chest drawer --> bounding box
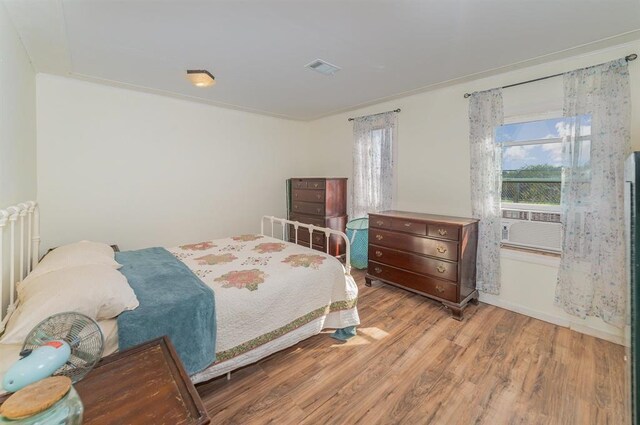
[292,189,325,203]
[427,223,460,241]
[289,214,325,227]
[292,201,325,216]
[368,261,457,302]
[369,229,458,261]
[292,239,326,253]
[289,227,327,247]
[292,179,307,189]
[306,180,325,190]
[390,219,427,235]
[369,215,392,230]
[368,245,458,282]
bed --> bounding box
[0,202,359,391]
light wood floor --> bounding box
[197,269,629,425]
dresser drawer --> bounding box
[368,229,458,261]
[427,223,460,241]
[368,245,458,282]
[292,179,307,189]
[290,229,327,247]
[306,180,325,190]
[293,239,326,252]
[292,201,325,216]
[370,215,392,230]
[390,219,427,235]
[292,189,325,203]
[289,214,325,227]
[368,261,457,302]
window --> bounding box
[496,115,591,208]
[366,126,393,208]
[496,115,591,253]
[351,113,397,219]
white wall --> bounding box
[0,4,36,317]
[305,40,640,343]
[0,4,36,207]
[36,74,311,251]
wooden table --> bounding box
[75,336,209,425]
[0,337,210,424]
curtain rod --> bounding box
[348,108,401,122]
[463,53,637,99]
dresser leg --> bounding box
[448,305,464,321]
[470,296,480,305]
[364,277,372,287]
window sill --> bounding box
[500,244,561,267]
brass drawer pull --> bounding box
[313,183,320,188]
[435,285,445,294]
[436,264,446,273]
[316,194,322,200]
[375,250,383,257]
[375,234,384,241]
[438,228,447,236]
[376,220,384,226]
[316,208,322,213]
[294,205,299,209]
[404,222,412,227]
[374,267,382,274]
[436,245,447,254]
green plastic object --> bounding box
[346,218,369,269]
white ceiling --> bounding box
[4,0,640,120]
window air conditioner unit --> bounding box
[501,209,562,253]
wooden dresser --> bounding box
[288,177,347,257]
[366,210,479,320]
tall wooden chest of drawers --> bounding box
[287,178,348,257]
[366,210,479,320]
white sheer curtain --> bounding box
[555,59,631,328]
[469,89,503,295]
[351,112,397,219]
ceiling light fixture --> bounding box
[186,70,215,87]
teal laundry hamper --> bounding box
[346,217,369,270]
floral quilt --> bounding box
[168,235,359,363]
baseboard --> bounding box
[479,293,626,346]
[569,322,629,347]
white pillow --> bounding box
[0,265,138,345]
[26,240,121,281]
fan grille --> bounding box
[22,312,104,383]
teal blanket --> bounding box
[116,247,216,374]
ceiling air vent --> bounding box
[305,59,341,76]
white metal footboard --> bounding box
[0,201,40,333]
[260,216,351,276]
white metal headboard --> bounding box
[260,216,351,276]
[0,201,40,332]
